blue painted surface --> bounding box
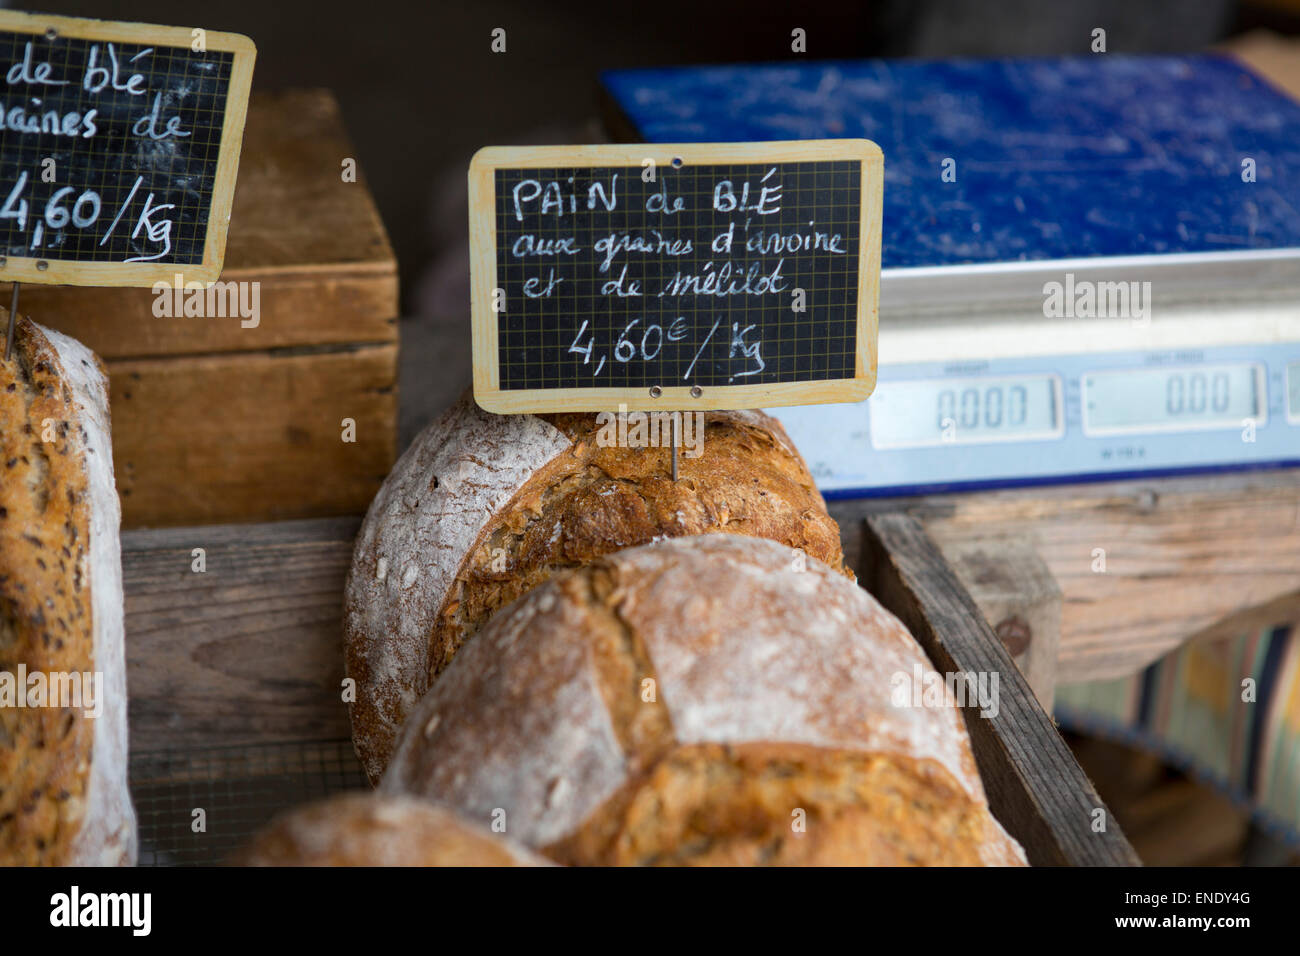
[602,56,1300,267]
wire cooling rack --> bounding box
[129,739,368,866]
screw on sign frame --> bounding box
[0,11,255,358]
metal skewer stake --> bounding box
[4,282,19,362]
[671,414,679,481]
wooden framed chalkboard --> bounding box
[469,141,882,413]
[0,11,255,286]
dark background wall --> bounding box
[21,0,1294,311]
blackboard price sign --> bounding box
[469,141,882,413]
[0,11,255,286]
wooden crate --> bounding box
[829,469,1300,685]
[120,514,1139,866]
[115,475,1273,864]
[5,89,399,529]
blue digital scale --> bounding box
[602,55,1300,496]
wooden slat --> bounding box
[859,511,1141,866]
[221,89,395,274]
[109,345,397,527]
[944,539,1062,709]
[1227,32,1300,103]
[122,518,358,752]
[12,272,398,361]
[831,468,1300,683]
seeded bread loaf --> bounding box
[380,534,1026,866]
[0,318,136,866]
[345,392,848,782]
[241,794,547,866]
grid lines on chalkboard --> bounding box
[494,160,861,393]
[0,30,234,266]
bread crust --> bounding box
[345,393,848,782]
[241,793,547,866]
[380,534,1026,866]
[0,319,135,865]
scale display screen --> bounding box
[1083,364,1263,435]
[771,344,1300,497]
[1289,361,1300,423]
[870,374,1061,449]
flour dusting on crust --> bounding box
[344,393,571,781]
[380,589,628,847]
[609,535,984,801]
[383,533,1026,865]
[36,323,136,866]
[243,794,549,866]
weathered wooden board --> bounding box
[122,517,357,752]
[111,346,396,527]
[859,512,1140,866]
[1226,31,1300,103]
[830,468,1300,683]
[943,539,1061,709]
[13,269,397,360]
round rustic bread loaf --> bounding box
[344,393,848,782]
[379,534,1027,866]
[241,793,546,866]
[0,319,136,865]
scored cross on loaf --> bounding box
[344,392,849,783]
